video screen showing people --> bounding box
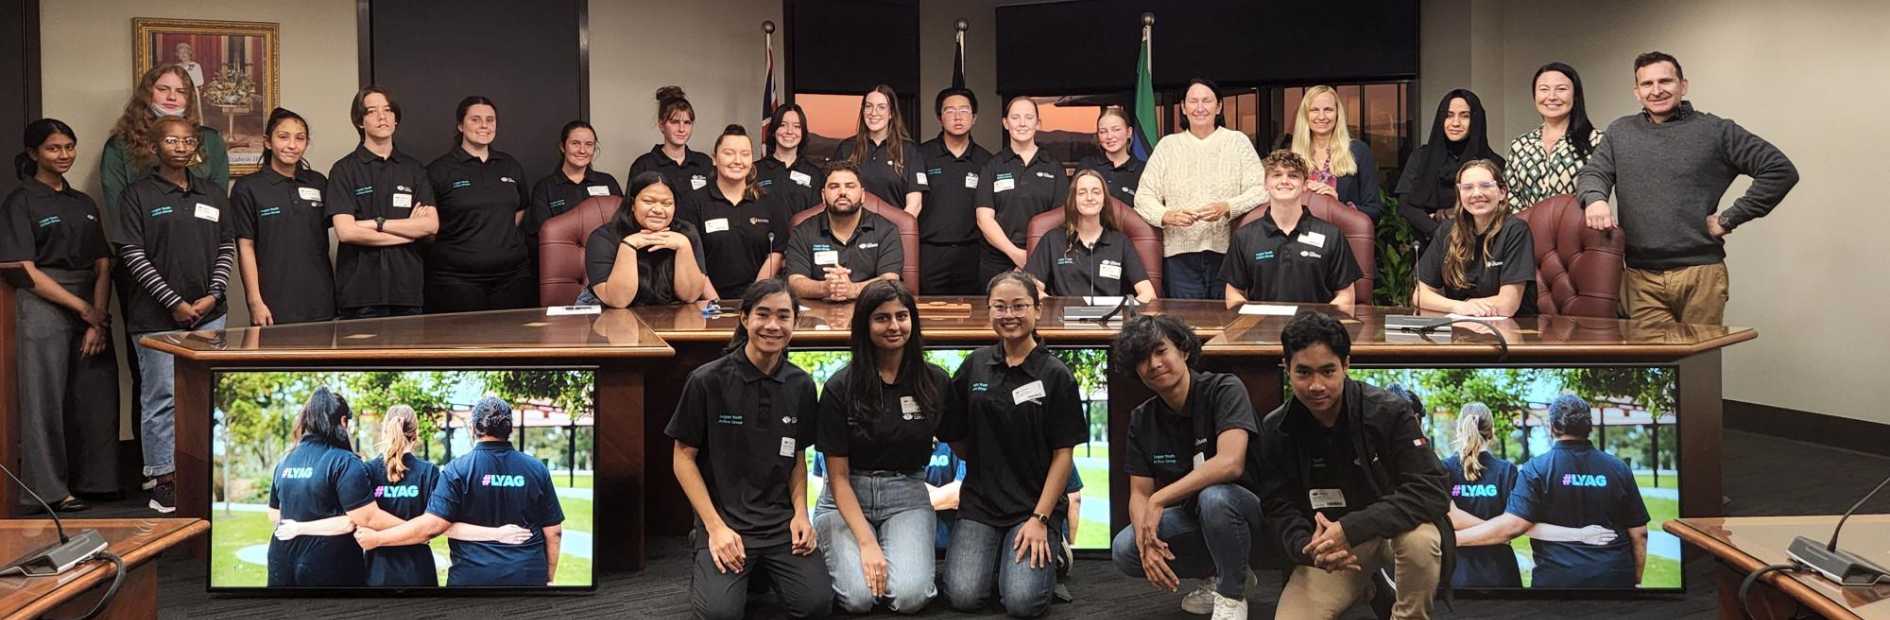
[209,369,595,590]
[789,348,1111,551]
[1349,366,1681,591]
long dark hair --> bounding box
[16,118,76,180]
[725,278,800,355]
[845,84,911,173]
[452,95,497,149]
[1532,62,1597,158]
[766,103,808,157]
[1442,159,1511,290]
[610,171,676,237]
[844,281,942,422]
[298,387,353,449]
[258,108,310,173]
[1407,89,1503,209]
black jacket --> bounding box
[1258,378,1456,594]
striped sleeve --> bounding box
[119,244,185,310]
[208,241,237,298]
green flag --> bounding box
[1132,23,1157,159]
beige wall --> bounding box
[917,0,1001,147]
[1426,0,1890,424]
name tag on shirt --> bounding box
[1193,452,1206,469]
[1298,231,1327,247]
[814,250,839,266]
[193,203,220,222]
[690,176,708,190]
[704,218,730,233]
[1098,260,1122,280]
[789,171,812,187]
[392,193,413,209]
[915,172,929,186]
[1012,380,1046,405]
[1309,488,1348,510]
[993,178,1016,193]
[298,187,322,202]
[965,173,979,189]
[900,395,921,419]
[779,437,797,458]
[587,185,611,197]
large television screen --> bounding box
[791,348,1112,551]
[209,368,595,591]
[1349,366,1681,591]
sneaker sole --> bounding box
[142,479,157,490]
[149,500,176,514]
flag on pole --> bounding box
[761,26,780,139]
[951,26,967,89]
[1131,17,1158,161]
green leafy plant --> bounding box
[1373,190,1420,307]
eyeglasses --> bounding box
[161,137,201,147]
[1457,181,1501,192]
[990,303,1035,316]
[941,107,974,116]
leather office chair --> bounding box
[1022,196,1165,294]
[1234,193,1376,302]
[787,191,923,293]
[1514,194,1626,317]
[538,195,625,306]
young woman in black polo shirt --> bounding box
[683,124,791,301]
[1076,107,1145,206]
[233,108,333,325]
[326,87,439,319]
[812,281,948,613]
[581,172,709,307]
[975,96,1069,286]
[756,104,822,212]
[3,118,117,511]
[1414,159,1539,317]
[627,86,714,193]
[939,272,1086,618]
[525,121,621,265]
[667,279,833,619]
[833,85,927,214]
[424,96,535,313]
[1023,169,1155,303]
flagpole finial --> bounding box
[1142,12,1155,27]
[763,20,775,34]
[955,18,969,32]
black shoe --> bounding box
[53,496,90,512]
[149,478,176,514]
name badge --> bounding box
[690,176,708,190]
[298,187,322,202]
[814,250,840,266]
[704,218,730,233]
[915,172,929,186]
[194,203,220,222]
[779,437,797,458]
[1298,231,1327,247]
[1309,488,1348,510]
[789,170,812,187]
[1012,380,1047,405]
[900,395,921,419]
[1193,452,1206,470]
[993,178,1016,193]
[1098,260,1122,280]
[964,173,979,189]
[391,193,413,209]
[587,185,611,197]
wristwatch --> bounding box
[1031,512,1051,527]
[375,216,386,232]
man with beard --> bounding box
[784,161,903,302]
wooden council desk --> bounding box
[1668,515,1890,619]
[0,518,207,619]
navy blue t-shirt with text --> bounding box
[365,454,441,586]
[427,441,565,586]
[267,437,373,586]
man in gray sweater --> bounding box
[1575,51,1798,325]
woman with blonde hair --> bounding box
[1288,85,1383,220]
[1440,403,1522,587]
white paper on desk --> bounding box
[1445,313,1510,321]
[1081,296,1128,306]
[547,305,603,316]
[1239,304,1299,316]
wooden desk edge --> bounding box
[1202,328,1756,359]
[5,520,209,620]
[141,340,677,362]
[1665,519,1861,620]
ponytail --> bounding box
[18,118,77,180]
[259,107,309,173]
[1455,402,1495,481]
[13,152,32,180]
[380,405,419,483]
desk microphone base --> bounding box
[1788,535,1890,587]
[0,529,107,577]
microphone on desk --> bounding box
[1788,470,1890,587]
[1384,315,1511,362]
[0,463,108,577]
[1093,293,1140,324]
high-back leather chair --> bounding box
[538,195,624,306]
[1514,194,1625,317]
[1233,193,1375,302]
[1022,196,1165,295]
[787,191,923,293]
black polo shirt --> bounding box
[1285,407,1374,521]
[1023,228,1149,298]
[678,186,791,300]
[938,345,1088,528]
[1,177,108,269]
[817,362,950,473]
[975,149,1068,261]
[666,350,820,548]
[1221,207,1361,304]
[427,440,564,587]
[627,145,714,193]
[832,137,928,207]
[325,145,434,310]
[526,168,620,237]
[116,172,232,333]
[364,454,441,587]
[1125,371,1266,497]
[1507,439,1649,588]
[783,210,903,283]
[919,135,994,244]
[1076,154,1146,206]
[267,438,374,584]
[231,166,335,323]
[426,147,530,276]
[1443,452,1523,588]
[755,154,824,213]
[1417,217,1539,317]
[584,221,708,306]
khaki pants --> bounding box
[1622,263,1729,325]
[1275,522,1442,620]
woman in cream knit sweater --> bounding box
[1132,79,1267,299]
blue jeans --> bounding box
[133,316,225,478]
[1163,251,1225,300]
[943,518,1061,617]
[1111,483,1268,597]
[813,471,937,614]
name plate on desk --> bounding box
[547,305,603,316]
[1061,305,1118,322]
[1238,304,1299,317]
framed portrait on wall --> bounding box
[133,18,280,176]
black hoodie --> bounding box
[1396,89,1504,240]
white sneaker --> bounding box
[1181,580,1217,615]
[1210,592,1248,620]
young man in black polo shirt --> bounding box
[325,87,439,319]
[917,88,993,295]
[1222,150,1361,310]
[1260,311,1451,619]
[784,162,903,303]
[1108,315,1269,619]
[1453,394,1651,588]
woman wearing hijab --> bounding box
[1394,90,1504,246]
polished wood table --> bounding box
[1668,515,1890,619]
[0,518,208,619]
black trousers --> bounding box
[423,268,536,314]
[920,241,982,296]
[690,541,832,620]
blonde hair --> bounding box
[380,405,419,483]
[1442,159,1510,291]
[113,65,203,170]
[1290,85,1358,177]
[1455,402,1496,481]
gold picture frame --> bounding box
[133,17,281,176]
